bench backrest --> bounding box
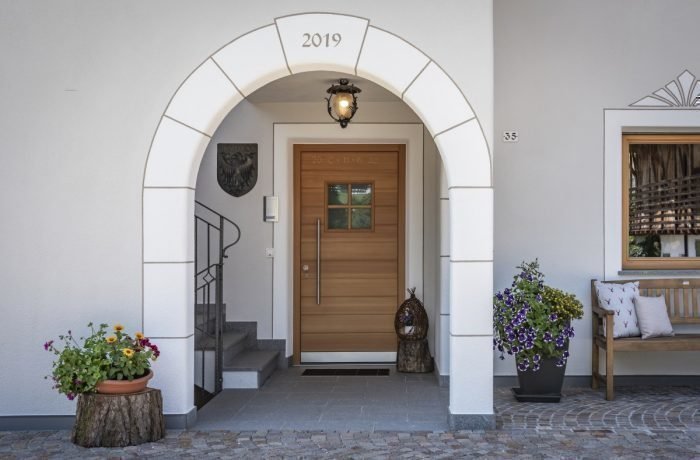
[591,279,700,325]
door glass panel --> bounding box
[351,183,372,205]
[351,208,372,229]
[328,208,349,229]
[327,184,348,205]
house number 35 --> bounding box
[302,33,342,47]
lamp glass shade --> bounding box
[331,92,354,119]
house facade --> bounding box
[1,0,699,430]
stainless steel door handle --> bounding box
[316,218,321,305]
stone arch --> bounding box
[142,12,494,429]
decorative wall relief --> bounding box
[631,70,700,107]
[217,143,258,197]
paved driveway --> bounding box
[1,369,699,458]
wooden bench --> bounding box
[591,278,700,400]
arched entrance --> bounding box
[142,12,493,429]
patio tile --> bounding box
[194,367,700,436]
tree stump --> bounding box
[71,388,165,447]
[397,338,434,373]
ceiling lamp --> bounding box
[325,79,361,128]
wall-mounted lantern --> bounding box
[325,79,361,128]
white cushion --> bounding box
[634,295,675,339]
[594,281,641,338]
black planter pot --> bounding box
[513,356,567,402]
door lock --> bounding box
[302,264,309,272]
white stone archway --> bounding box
[142,13,494,429]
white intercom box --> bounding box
[263,196,279,222]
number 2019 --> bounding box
[302,33,342,48]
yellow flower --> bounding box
[114,324,124,332]
[135,332,144,340]
[122,348,134,358]
[106,336,117,344]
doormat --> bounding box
[302,368,390,376]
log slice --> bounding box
[397,338,434,373]
[71,387,165,447]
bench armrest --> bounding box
[592,305,614,318]
[592,305,615,344]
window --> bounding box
[623,134,700,269]
[326,182,373,231]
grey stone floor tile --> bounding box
[369,406,408,415]
[191,368,700,437]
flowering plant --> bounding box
[398,309,414,326]
[493,260,583,372]
[44,322,160,400]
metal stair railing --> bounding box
[194,200,241,405]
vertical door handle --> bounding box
[316,218,321,305]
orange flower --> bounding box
[122,348,134,358]
[135,332,144,340]
[106,336,117,344]
[113,324,124,332]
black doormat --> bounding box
[302,368,390,376]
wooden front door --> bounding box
[293,144,405,363]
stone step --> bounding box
[222,350,279,389]
[195,330,247,359]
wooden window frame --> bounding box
[324,181,375,232]
[622,133,700,270]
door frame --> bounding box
[293,144,406,364]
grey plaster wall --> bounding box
[494,0,700,376]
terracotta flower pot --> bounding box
[95,370,153,394]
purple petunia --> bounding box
[555,336,566,349]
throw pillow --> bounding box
[594,281,641,338]
[634,295,674,339]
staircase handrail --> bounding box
[195,200,241,258]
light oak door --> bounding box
[294,144,405,363]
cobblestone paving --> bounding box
[495,385,700,431]
[1,428,698,459]
[1,386,699,459]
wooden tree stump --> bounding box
[397,338,434,373]
[71,388,165,447]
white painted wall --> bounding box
[0,1,492,417]
[6,0,700,420]
[195,99,441,357]
[494,0,700,377]
[435,159,450,377]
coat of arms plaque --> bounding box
[217,143,258,197]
